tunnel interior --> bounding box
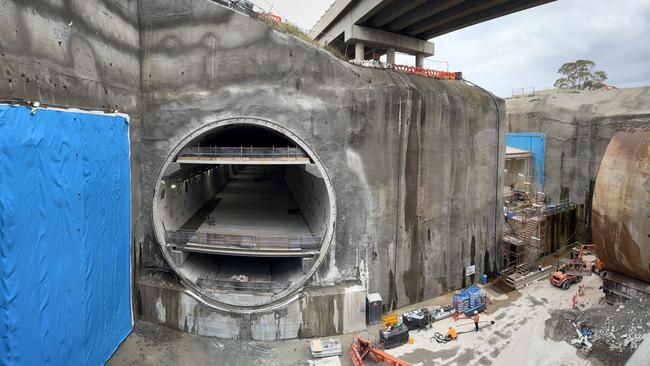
[154,124,332,307]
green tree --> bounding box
[554,60,608,90]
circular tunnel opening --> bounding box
[152,119,335,309]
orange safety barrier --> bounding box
[392,64,459,80]
[350,340,364,366]
[350,337,412,366]
[259,12,282,24]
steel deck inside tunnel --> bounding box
[152,121,336,308]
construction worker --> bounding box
[448,326,458,340]
[473,311,480,332]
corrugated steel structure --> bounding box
[592,129,650,283]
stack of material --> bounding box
[380,323,410,349]
[468,285,481,308]
[310,338,342,359]
[402,308,430,330]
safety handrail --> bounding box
[177,146,309,159]
[166,229,320,250]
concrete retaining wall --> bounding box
[0,0,143,316]
[1,0,505,339]
[507,88,650,240]
[285,166,329,237]
[158,164,235,231]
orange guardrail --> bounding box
[259,12,282,24]
[393,64,460,80]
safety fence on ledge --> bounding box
[348,59,462,80]
[213,2,462,81]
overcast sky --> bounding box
[257,0,650,97]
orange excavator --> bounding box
[550,244,604,290]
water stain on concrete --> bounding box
[477,355,492,365]
[450,349,475,365]
[400,346,460,364]
[528,295,544,306]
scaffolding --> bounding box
[501,203,546,279]
[501,196,577,283]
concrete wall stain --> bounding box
[1,0,504,339]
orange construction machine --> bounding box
[550,244,602,290]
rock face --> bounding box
[507,88,650,239]
[0,0,504,339]
[592,130,650,283]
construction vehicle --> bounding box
[591,257,607,277]
[550,244,596,289]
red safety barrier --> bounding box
[259,12,282,24]
[257,13,282,24]
[393,64,459,80]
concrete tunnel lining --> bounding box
[152,117,337,311]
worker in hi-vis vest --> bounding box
[473,311,480,332]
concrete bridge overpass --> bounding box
[310,0,555,65]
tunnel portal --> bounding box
[153,120,336,309]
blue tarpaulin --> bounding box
[506,132,545,189]
[0,105,132,366]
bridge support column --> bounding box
[355,42,365,61]
[386,47,396,65]
[416,53,425,68]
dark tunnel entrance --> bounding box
[153,120,335,308]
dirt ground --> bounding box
[108,274,650,366]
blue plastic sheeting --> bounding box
[506,132,545,189]
[0,105,132,366]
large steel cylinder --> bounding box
[592,129,650,282]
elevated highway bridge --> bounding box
[310,0,555,65]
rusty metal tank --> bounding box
[592,129,650,282]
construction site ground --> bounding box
[108,274,649,366]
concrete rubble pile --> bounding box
[549,299,650,364]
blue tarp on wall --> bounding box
[506,132,545,190]
[0,105,132,366]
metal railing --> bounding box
[543,199,575,215]
[197,277,291,294]
[166,229,320,250]
[177,146,309,160]
[511,86,536,98]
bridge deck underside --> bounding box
[361,0,556,40]
[316,0,555,52]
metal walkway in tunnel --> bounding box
[166,166,320,258]
[176,146,312,165]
